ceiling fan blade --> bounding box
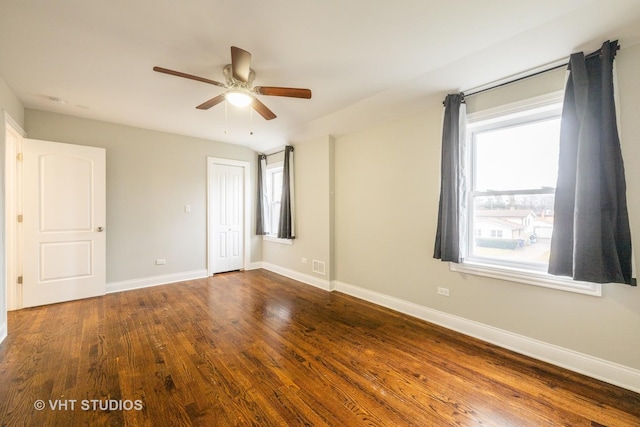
[153,66,226,88]
[196,94,226,110]
[254,86,312,99]
[230,46,251,82]
[251,97,277,120]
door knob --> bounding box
[97,226,104,232]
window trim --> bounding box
[457,91,602,297]
[263,235,293,245]
[449,261,602,296]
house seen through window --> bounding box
[465,99,562,272]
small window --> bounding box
[265,163,283,236]
[489,230,503,238]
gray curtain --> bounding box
[277,145,295,239]
[255,154,267,235]
[434,94,465,262]
[548,40,634,285]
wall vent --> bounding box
[312,259,326,276]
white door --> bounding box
[22,139,106,307]
[210,163,244,273]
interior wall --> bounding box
[24,109,260,284]
[0,77,24,127]
[464,67,566,113]
[261,136,334,283]
[0,74,25,339]
[333,43,640,371]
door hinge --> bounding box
[16,152,23,162]
[17,214,23,223]
[17,276,23,285]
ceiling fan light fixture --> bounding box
[153,46,310,120]
[225,90,252,107]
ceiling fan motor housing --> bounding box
[223,64,255,89]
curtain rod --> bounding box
[460,40,619,100]
[266,150,284,156]
[262,145,294,157]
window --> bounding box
[265,163,283,237]
[451,92,602,296]
[466,101,560,271]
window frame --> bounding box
[262,161,292,245]
[452,91,602,296]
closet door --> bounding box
[210,163,244,273]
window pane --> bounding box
[474,118,560,191]
[272,171,283,202]
[266,167,283,235]
[270,202,281,235]
[471,194,555,266]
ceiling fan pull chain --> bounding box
[250,106,254,135]
[224,100,229,134]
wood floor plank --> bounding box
[1,269,639,426]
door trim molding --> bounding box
[0,321,6,344]
[4,110,25,137]
[4,112,24,311]
[206,157,251,276]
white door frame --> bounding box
[4,112,25,310]
[207,157,251,276]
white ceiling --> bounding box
[1,0,640,153]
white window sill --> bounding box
[449,261,602,296]
[263,235,293,245]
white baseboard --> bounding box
[0,321,6,345]
[246,262,264,271]
[261,262,331,291]
[332,280,640,394]
[106,269,208,293]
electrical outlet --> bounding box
[437,287,450,297]
[301,258,308,264]
[156,259,166,265]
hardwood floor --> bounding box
[0,269,639,426]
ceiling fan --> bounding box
[153,46,312,120]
